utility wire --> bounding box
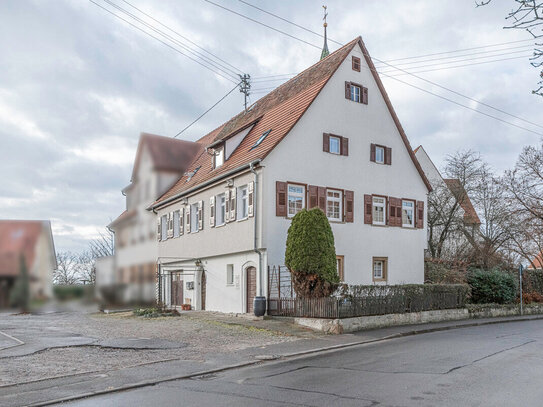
[216,0,543,132]
[119,0,244,74]
[101,0,240,80]
[89,0,238,83]
[174,82,240,138]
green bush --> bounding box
[285,208,339,298]
[53,285,86,301]
[10,255,30,311]
[133,307,179,318]
[467,269,517,304]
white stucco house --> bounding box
[149,36,432,313]
[106,133,201,304]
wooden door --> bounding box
[171,274,183,306]
[246,266,257,313]
[201,271,206,311]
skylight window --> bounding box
[250,130,271,150]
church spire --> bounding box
[320,5,329,60]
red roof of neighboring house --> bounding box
[0,220,47,277]
[131,133,202,182]
[152,37,431,208]
[108,209,137,229]
[443,179,481,225]
[528,252,543,269]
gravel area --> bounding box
[0,305,317,386]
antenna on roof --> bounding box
[320,5,329,60]
[239,74,251,111]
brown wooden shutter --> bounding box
[364,194,372,224]
[387,197,394,226]
[417,201,424,229]
[318,187,326,212]
[276,181,287,217]
[341,137,349,156]
[345,190,354,222]
[323,133,330,153]
[370,144,376,162]
[352,56,361,72]
[362,87,368,104]
[345,81,351,99]
[396,199,403,226]
[385,147,392,165]
[308,185,318,209]
[248,181,254,217]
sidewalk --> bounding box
[2,314,542,407]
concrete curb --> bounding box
[27,315,543,407]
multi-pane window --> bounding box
[375,146,385,164]
[190,203,199,233]
[372,196,386,225]
[329,136,341,155]
[173,210,180,238]
[237,185,249,219]
[326,189,342,221]
[226,264,234,285]
[216,193,226,226]
[373,258,387,281]
[288,184,305,217]
[161,214,168,241]
[402,200,415,227]
[350,84,361,102]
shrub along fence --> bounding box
[268,284,470,319]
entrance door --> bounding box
[171,274,183,306]
[246,266,257,313]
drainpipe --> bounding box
[250,162,264,296]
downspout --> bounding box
[250,162,264,297]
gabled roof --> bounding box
[443,179,481,225]
[131,133,202,182]
[108,209,137,229]
[0,220,54,277]
[152,36,431,209]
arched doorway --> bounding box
[201,270,206,311]
[246,266,257,313]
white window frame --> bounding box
[190,203,199,233]
[375,146,385,164]
[287,184,305,218]
[173,210,180,238]
[216,193,226,226]
[373,259,384,279]
[226,264,234,286]
[329,136,341,155]
[237,185,249,219]
[372,196,386,226]
[160,214,168,241]
[326,189,342,221]
[214,147,224,168]
[402,200,415,228]
[350,84,361,102]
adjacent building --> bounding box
[149,37,432,313]
[0,220,56,307]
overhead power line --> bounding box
[89,0,238,83]
[207,0,543,134]
[174,82,241,138]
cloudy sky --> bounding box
[1,0,542,253]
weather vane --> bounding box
[320,5,329,60]
[322,5,328,27]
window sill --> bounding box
[226,283,234,287]
[372,278,387,283]
[215,223,226,228]
[237,217,249,222]
[328,219,344,224]
[371,223,387,227]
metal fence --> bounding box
[267,266,469,319]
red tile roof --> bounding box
[152,36,431,209]
[443,179,481,225]
[528,252,543,269]
[131,133,202,181]
[0,221,46,277]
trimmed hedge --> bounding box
[54,285,87,301]
[467,269,517,304]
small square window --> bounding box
[350,85,361,103]
[373,257,388,282]
[375,146,385,164]
[329,136,341,155]
[226,264,234,285]
[352,56,361,72]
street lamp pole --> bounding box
[519,264,524,316]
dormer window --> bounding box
[213,146,224,169]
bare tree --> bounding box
[54,252,80,285]
[476,0,543,96]
[89,228,114,258]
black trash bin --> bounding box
[253,296,266,317]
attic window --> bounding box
[185,166,201,182]
[213,146,224,169]
[352,56,361,72]
[250,130,271,150]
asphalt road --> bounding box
[63,319,543,407]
